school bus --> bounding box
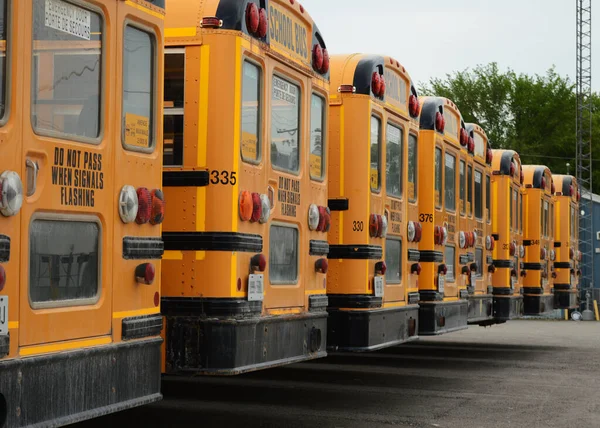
[465,123,495,324]
[521,165,555,315]
[161,0,330,374]
[0,0,165,426]
[417,97,468,335]
[552,175,580,309]
[490,150,524,320]
[325,54,420,351]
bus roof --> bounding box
[522,165,552,189]
[491,149,521,176]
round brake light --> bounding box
[485,235,495,251]
[0,171,24,217]
[239,191,253,221]
[315,258,328,274]
[317,206,328,232]
[135,263,155,285]
[407,221,416,242]
[257,8,268,38]
[149,189,165,225]
[509,241,516,256]
[409,95,419,118]
[369,214,380,237]
[118,185,138,224]
[510,163,515,176]
[0,265,5,292]
[321,49,330,74]
[251,253,267,272]
[312,44,323,72]
[372,72,382,97]
[308,204,319,231]
[250,192,262,223]
[135,187,152,224]
[245,3,259,34]
[379,76,386,97]
[435,111,444,133]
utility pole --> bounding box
[576,0,594,316]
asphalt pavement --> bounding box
[78,320,600,428]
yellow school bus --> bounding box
[326,54,419,351]
[521,165,554,315]
[552,175,580,309]
[465,123,495,324]
[161,0,330,374]
[490,149,524,320]
[0,0,165,426]
[417,97,468,335]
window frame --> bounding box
[268,222,300,285]
[385,121,404,199]
[31,0,106,144]
[444,151,457,212]
[28,212,102,309]
[240,56,263,165]
[309,91,326,181]
[434,146,443,209]
[384,237,402,284]
[121,21,158,153]
[370,113,382,193]
[407,132,418,203]
[459,159,466,215]
[163,47,186,166]
[0,0,12,126]
[270,71,302,175]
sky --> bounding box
[300,0,599,91]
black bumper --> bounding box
[554,289,579,310]
[164,312,328,375]
[0,338,162,428]
[327,304,419,352]
[523,293,554,315]
[467,294,494,324]
[418,300,468,335]
[493,294,524,321]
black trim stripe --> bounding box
[309,240,329,256]
[554,242,562,247]
[493,259,513,268]
[162,297,262,318]
[328,245,382,260]
[163,170,209,187]
[121,314,163,340]
[407,249,420,262]
[163,232,262,253]
[492,234,500,241]
[420,250,444,263]
[0,234,9,263]
[553,284,572,290]
[523,287,544,295]
[419,290,443,302]
[328,198,349,211]
[523,263,544,271]
[493,287,515,296]
[328,294,382,309]
[122,237,164,260]
[523,240,533,246]
[554,262,571,269]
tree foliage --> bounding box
[419,63,600,193]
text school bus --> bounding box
[325,54,420,351]
[0,0,165,426]
[161,0,331,374]
[521,165,555,315]
[465,123,495,324]
[417,97,468,335]
[552,175,580,310]
[490,150,524,320]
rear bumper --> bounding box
[0,337,162,428]
[164,311,328,375]
[327,304,419,352]
[467,294,494,324]
[524,293,554,315]
[553,288,579,310]
[493,294,523,321]
[418,300,468,335]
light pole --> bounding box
[566,162,571,175]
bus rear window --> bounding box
[242,61,261,163]
[370,116,381,192]
[467,165,473,215]
[386,124,403,198]
[122,26,155,151]
[309,94,325,180]
[271,75,300,172]
[0,0,7,121]
[32,0,103,140]
[408,134,418,202]
[164,50,184,166]
[385,238,401,284]
[269,225,298,284]
[459,160,466,214]
[474,170,483,219]
[444,153,456,211]
[435,147,442,208]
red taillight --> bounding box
[467,137,474,153]
[135,187,152,224]
[257,8,268,38]
[239,191,253,221]
[315,258,328,274]
[201,17,222,28]
[435,111,445,133]
[486,148,493,164]
[154,291,160,307]
[569,185,574,196]
[369,214,380,237]
[135,263,155,285]
[250,254,267,272]
[434,226,441,245]
[372,72,382,97]
[0,265,5,292]
[409,94,419,118]
[460,129,468,146]
[375,261,387,275]
[250,192,262,223]
[414,222,423,242]
[312,44,323,72]
[150,189,165,225]
[509,241,516,256]
[245,3,259,34]
[411,263,422,275]
[439,264,448,275]
[577,190,581,201]
[540,248,547,260]
[541,176,546,190]
[321,49,330,74]
[379,75,386,97]
[317,206,327,232]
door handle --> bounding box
[26,158,39,197]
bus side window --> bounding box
[407,134,418,202]
[386,123,403,198]
[164,49,185,166]
[459,160,466,215]
[309,94,325,180]
[241,61,262,164]
[434,147,442,208]
[444,152,456,211]
[370,115,381,192]
[122,26,155,152]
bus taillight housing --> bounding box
[135,263,156,285]
[435,112,445,133]
[250,254,267,272]
[0,170,24,217]
[119,185,138,224]
[409,94,420,118]
[150,189,165,225]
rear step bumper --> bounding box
[418,299,468,335]
[0,337,162,428]
[164,311,328,375]
[493,294,524,321]
[327,304,419,352]
[553,288,579,310]
[523,293,555,315]
[467,294,495,324]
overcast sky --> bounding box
[300,0,599,91]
